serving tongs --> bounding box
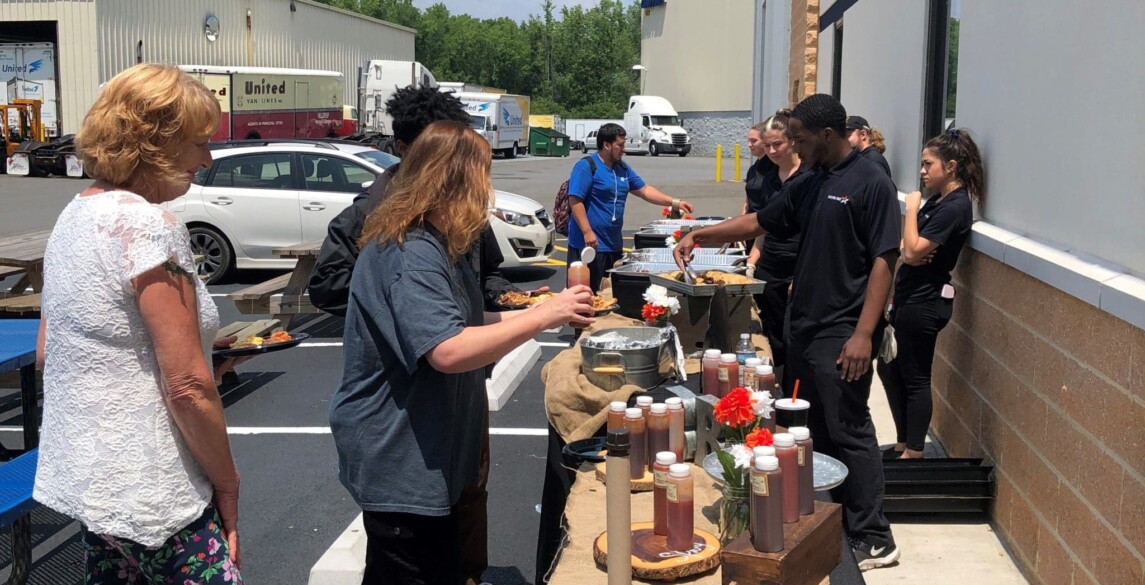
[680,255,701,285]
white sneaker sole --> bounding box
[858,547,901,571]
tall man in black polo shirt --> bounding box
[674,94,901,570]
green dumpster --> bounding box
[529,126,571,157]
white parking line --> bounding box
[0,426,549,436]
[536,342,570,348]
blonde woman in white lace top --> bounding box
[34,64,245,584]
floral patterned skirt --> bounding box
[84,506,243,585]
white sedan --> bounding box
[170,140,553,283]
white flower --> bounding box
[663,296,680,316]
[665,236,677,247]
[729,444,753,470]
[643,284,671,306]
[752,391,775,419]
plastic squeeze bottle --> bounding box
[790,426,815,516]
[607,401,627,433]
[652,451,677,536]
[702,349,722,395]
[666,463,695,551]
[605,430,633,585]
[750,455,784,553]
[718,353,739,397]
[636,396,654,462]
[646,404,670,473]
[743,357,762,388]
[665,397,685,462]
[623,408,647,480]
[773,433,800,523]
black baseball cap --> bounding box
[846,116,871,131]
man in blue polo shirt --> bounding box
[566,123,693,290]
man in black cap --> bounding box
[846,115,893,178]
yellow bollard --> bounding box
[733,143,742,182]
[715,144,723,183]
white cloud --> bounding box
[410,0,600,21]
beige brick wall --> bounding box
[788,0,818,104]
[931,248,1145,585]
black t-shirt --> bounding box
[745,159,808,282]
[894,188,973,306]
[756,150,902,341]
[860,146,892,179]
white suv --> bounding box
[171,140,551,283]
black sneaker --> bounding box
[881,446,904,460]
[851,536,900,570]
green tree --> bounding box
[946,17,959,119]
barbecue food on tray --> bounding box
[659,270,756,285]
[591,295,618,310]
[498,291,556,307]
[230,329,293,349]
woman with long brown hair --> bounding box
[328,120,594,584]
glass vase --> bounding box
[719,483,751,545]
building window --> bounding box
[923,0,960,140]
[831,21,843,100]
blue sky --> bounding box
[410,0,598,21]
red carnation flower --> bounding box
[714,387,755,428]
[745,427,774,449]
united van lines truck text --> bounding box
[181,65,343,141]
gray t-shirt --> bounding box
[329,227,486,515]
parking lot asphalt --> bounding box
[0,155,745,584]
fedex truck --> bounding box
[454,92,527,158]
[180,65,343,141]
[0,43,58,137]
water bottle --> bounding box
[735,333,755,366]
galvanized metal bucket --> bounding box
[579,327,669,391]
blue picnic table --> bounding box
[0,319,41,585]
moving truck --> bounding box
[624,95,692,157]
[180,65,343,141]
[358,60,438,148]
[454,92,528,158]
[0,43,58,137]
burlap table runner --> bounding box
[542,312,681,444]
[546,465,725,585]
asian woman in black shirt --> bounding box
[879,128,985,459]
[743,110,807,372]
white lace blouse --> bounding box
[34,191,218,547]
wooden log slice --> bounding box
[594,452,655,492]
[594,522,721,582]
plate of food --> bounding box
[591,295,620,316]
[496,290,556,310]
[213,330,310,358]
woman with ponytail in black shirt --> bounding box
[880,128,985,459]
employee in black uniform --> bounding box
[846,116,892,178]
[674,94,901,571]
[743,110,807,374]
[878,128,984,460]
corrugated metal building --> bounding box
[0,0,415,136]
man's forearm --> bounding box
[636,185,675,206]
[570,199,592,235]
[691,215,765,248]
[856,252,896,337]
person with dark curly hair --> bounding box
[309,85,522,317]
[674,94,901,571]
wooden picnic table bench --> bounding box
[0,295,40,317]
[229,240,323,328]
[0,230,51,297]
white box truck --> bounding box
[565,118,621,153]
[357,60,438,152]
[624,95,691,157]
[454,92,527,158]
[0,42,58,137]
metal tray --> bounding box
[608,262,748,276]
[702,449,848,492]
[650,272,766,297]
[643,219,726,229]
[624,249,747,267]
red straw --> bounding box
[790,379,800,403]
